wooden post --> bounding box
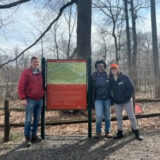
[87,58,92,138]
[41,57,46,139]
[4,98,10,142]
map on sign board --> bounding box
[47,62,86,84]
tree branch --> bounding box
[0,0,30,9]
[0,0,76,68]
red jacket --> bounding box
[18,68,45,100]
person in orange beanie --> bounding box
[109,64,143,141]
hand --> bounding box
[22,99,27,107]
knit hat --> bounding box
[110,63,119,69]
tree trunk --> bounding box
[123,0,132,75]
[112,21,119,63]
[150,0,160,98]
[130,0,138,90]
[75,0,92,59]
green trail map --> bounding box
[47,62,86,84]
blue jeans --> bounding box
[95,99,111,134]
[24,98,43,137]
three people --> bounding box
[92,60,112,138]
[109,64,143,140]
[18,56,45,146]
[18,56,143,143]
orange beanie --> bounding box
[110,63,119,69]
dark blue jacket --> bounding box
[109,72,134,104]
[92,71,111,101]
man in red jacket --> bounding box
[18,56,45,146]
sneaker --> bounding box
[31,135,42,143]
[94,133,101,139]
[105,131,112,138]
[25,137,31,147]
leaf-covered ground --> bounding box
[0,101,160,160]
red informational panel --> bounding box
[46,59,87,110]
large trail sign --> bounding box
[46,59,87,110]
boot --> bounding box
[134,130,143,141]
[113,130,123,139]
[25,136,31,147]
[31,135,42,143]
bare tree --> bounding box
[94,26,114,63]
[93,0,124,63]
[123,0,132,75]
[150,0,160,98]
[130,0,138,89]
[63,5,77,59]
[136,32,154,97]
[0,0,77,68]
[0,0,30,9]
[50,22,61,59]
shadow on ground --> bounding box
[0,129,160,160]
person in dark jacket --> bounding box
[18,56,45,146]
[92,60,112,138]
[109,63,143,141]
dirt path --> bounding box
[0,128,160,160]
